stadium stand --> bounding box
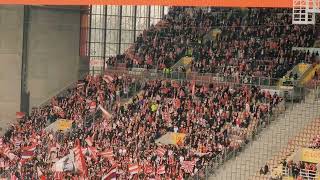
[0,73,282,179]
[1,6,320,180]
[106,8,319,81]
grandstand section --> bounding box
[1,4,320,180]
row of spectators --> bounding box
[0,74,282,179]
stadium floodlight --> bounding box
[292,0,320,24]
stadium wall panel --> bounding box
[26,6,81,108]
[0,5,24,134]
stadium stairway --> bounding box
[208,90,320,180]
[252,117,320,179]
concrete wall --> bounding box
[0,5,24,133]
[27,6,81,108]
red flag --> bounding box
[74,139,88,177]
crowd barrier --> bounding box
[282,166,319,179]
[92,66,286,88]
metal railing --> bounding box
[282,166,318,179]
[98,66,303,88]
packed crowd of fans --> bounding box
[0,74,138,179]
[3,6,319,180]
[191,9,318,79]
[106,7,319,80]
[0,74,282,179]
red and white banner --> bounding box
[102,165,117,180]
[181,160,196,173]
[144,165,153,174]
[128,163,139,175]
[157,165,165,175]
[21,151,34,159]
[103,75,114,83]
[100,149,114,159]
[22,143,37,152]
[156,147,166,157]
